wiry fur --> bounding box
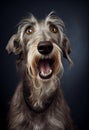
[6,12,74,130]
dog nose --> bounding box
[37,41,53,55]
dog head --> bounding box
[6,12,73,81]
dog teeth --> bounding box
[40,69,52,77]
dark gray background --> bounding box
[0,0,89,130]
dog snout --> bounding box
[37,41,53,55]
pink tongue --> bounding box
[39,60,51,74]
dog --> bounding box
[6,12,74,130]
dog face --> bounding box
[6,12,72,81]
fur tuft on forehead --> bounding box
[17,11,65,33]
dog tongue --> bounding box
[38,59,52,76]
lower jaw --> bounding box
[29,66,61,80]
[39,71,53,80]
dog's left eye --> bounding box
[25,26,34,35]
[49,24,58,33]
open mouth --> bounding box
[37,58,55,79]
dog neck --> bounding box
[23,76,59,113]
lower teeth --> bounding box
[40,69,52,77]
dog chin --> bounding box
[38,72,53,81]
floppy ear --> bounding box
[6,34,22,55]
[60,34,73,65]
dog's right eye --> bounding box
[25,26,34,35]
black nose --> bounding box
[37,41,53,55]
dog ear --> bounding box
[6,34,22,55]
[60,34,73,65]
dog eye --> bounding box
[49,24,58,33]
[25,26,34,35]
